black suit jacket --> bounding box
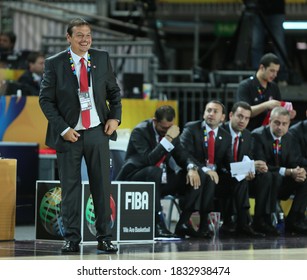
[289,120,307,167]
[180,120,232,173]
[251,125,299,172]
[18,70,41,96]
[221,122,253,161]
[39,48,122,152]
[116,119,194,180]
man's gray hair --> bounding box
[270,106,290,119]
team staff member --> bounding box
[39,18,122,253]
[236,53,296,131]
[252,107,307,234]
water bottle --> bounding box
[276,212,285,235]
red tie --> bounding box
[80,57,90,129]
[233,136,239,162]
[208,130,215,164]
[274,139,280,166]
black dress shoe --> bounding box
[286,220,307,235]
[197,229,212,239]
[155,223,177,238]
[61,241,80,253]
[175,222,199,238]
[97,240,118,253]
[220,222,237,235]
[253,221,280,236]
[237,225,265,238]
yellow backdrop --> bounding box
[1,96,178,149]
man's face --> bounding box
[229,107,251,133]
[66,25,92,56]
[0,35,13,52]
[30,56,45,75]
[154,119,174,137]
[259,63,280,83]
[270,114,290,138]
[203,102,225,129]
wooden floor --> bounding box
[1,225,307,260]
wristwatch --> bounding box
[187,163,199,171]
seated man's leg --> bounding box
[170,170,214,238]
[280,177,307,234]
[130,166,175,238]
[217,174,263,237]
[197,171,216,238]
[250,172,279,236]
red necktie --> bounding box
[156,136,166,167]
[274,139,280,166]
[208,130,215,164]
[233,136,239,162]
[80,57,90,129]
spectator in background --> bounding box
[0,31,18,68]
[18,51,45,96]
[236,53,296,131]
[251,0,288,84]
[0,31,16,55]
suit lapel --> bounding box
[64,52,79,90]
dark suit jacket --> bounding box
[289,120,307,167]
[18,70,41,96]
[180,120,232,173]
[251,125,299,172]
[39,48,122,152]
[116,119,195,180]
[221,122,253,161]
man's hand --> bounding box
[186,170,201,189]
[206,170,219,184]
[245,172,255,181]
[104,119,119,136]
[291,166,307,182]
[166,125,180,140]
[63,128,80,142]
[266,100,281,110]
[254,160,268,173]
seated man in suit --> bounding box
[252,106,307,234]
[289,119,307,167]
[18,51,45,96]
[117,105,214,239]
[221,101,277,236]
[181,100,262,237]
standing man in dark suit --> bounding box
[252,107,307,234]
[117,105,212,239]
[18,51,45,96]
[39,18,122,253]
[222,101,277,236]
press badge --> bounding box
[78,91,92,111]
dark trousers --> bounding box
[249,172,275,223]
[57,125,112,243]
[274,173,307,223]
[215,173,250,227]
[128,166,190,213]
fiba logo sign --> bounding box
[39,186,65,237]
[125,191,149,210]
[85,194,117,236]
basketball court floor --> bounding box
[1,225,307,260]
